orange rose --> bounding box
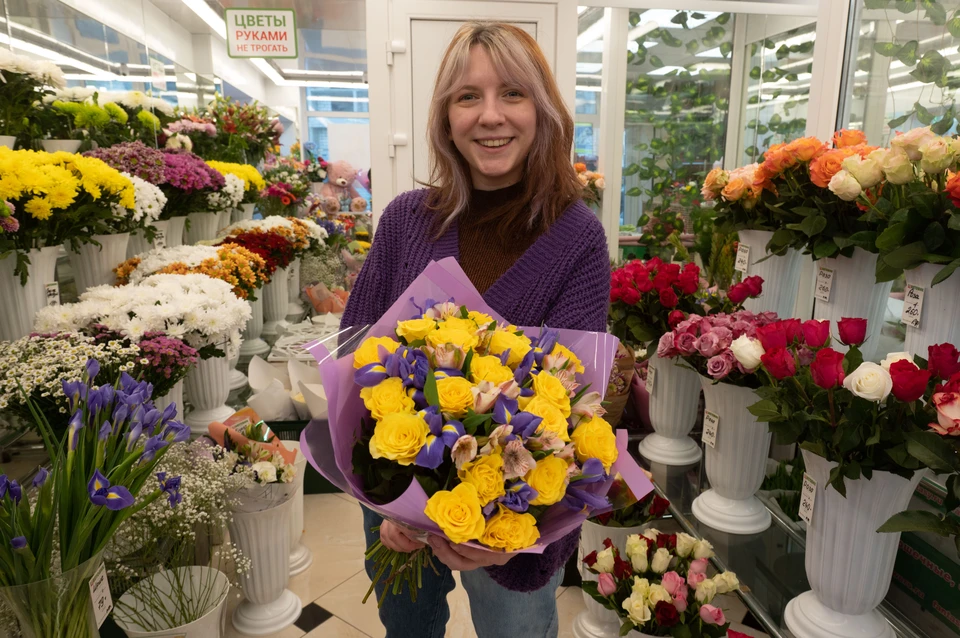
[833,129,867,149]
[809,147,859,188]
[946,171,960,207]
[786,137,827,162]
[721,177,748,201]
[574,162,587,173]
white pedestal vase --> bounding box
[737,229,804,319]
[185,212,219,245]
[812,249,893,362]
[0,135,16,148]
[573,520,651,638]
[183,356,235,435]
[903,262,960,360]
[286,257,304,317]
[228,352,247,392]
[66,232,130,295]
[228,486,301,636]
[113,566,230,638]
[637,353,702,465]
[240,296,270,356]
[233,203,256,223]
[41,139,82,153]
[262,266,291,337]
[164,216,187,248]
[126,228,154,258]
[286,441,313,576]
[692,377,772,535]
[784,451,924,638]
[0,246,60,342]
[152,380,183,420]
[216,209,231,234]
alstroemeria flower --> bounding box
[932,392,960,436]
[480,424,515,456]
[450,434,478,469]
[472,380,501,414]
[502,439,536,480]
[572,391,605,419]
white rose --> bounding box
[651,547,672,574]
[594,547,615,574]
[693,539,714,559]
[829,170,862,202]
[251,461,277,483]
[891,126,936,161]
[880,351,914,372]
[594,177,606,189]
[675,532,697,558]
[648,583,673,606]
[625,534,649,571]
[730,335,765,371]
[632,576,651,598]
[920,137,955,174]
[842,154,882,188]
[641,528,660,543]
[713,571,740,594]
[842,361,893,402]
[880,147,915,184]
[695,578,717,604]
[622,592,652,626]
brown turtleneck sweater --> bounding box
[457,182,543,294]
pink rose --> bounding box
[690,558,708,574]
[706,351,735,379]
[657,331,678,358]
[597,572,616,596]
[932,392,960,436]
[675,332,698,355]
[730,320,756,339]
[673,587,689,612]
[699,604,726,626]
[709,314,732,329]
[697,332,725,357]
[662,571,686,597]
[687,571,706,588]
[759,311,779,324]
[675,319,697,335]
[798,346,815,366]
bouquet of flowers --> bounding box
[84,142,168,185]
[259,182,302,216]
[163,115,217,157]
[101,90,176,141]
[262,160,310,195]
[701,163,775,235]
[581,531,739,637]
[38,94,129,148]
[205,96,282,165]
[0,359,188,637]
[304,157,329,183]
[205,161,265,205]
[212,419,297,485]
[206,171,245,213]
[301,257,651,605]
[574,162,605,203]
[159,149,224,217]
[219,216,328,261]
[589,480,670,528]
[34,273,251,359]
[0,49,65,140]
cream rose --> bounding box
[594,547,615,574]
[651,548,672,574]
[675,533,698,558]
[625,534,649,572]
[920,137,955,174]
[713,571,740,594]
[880,351,914,372]
[891,126,936,161]
[730,335,764,371]
[880,147,915,184]
[622,592,652,626]
[842,154,882,188]
[693,539,715,559]
[829,169,862,201]
[695,579,718,604]
[648,583,673,606]
[842,361,893,402]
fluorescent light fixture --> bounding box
[575,85,602,92]
[647,65,686,76]
[307,96,369,103]
[290,70,364,77]
[888,81,925,94]
[696,47,724,59]
[0,33,113,77]
[181,0,227,39]
[578,6,589,15]
[250,58,285,84]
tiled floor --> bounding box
[223,494,771,638]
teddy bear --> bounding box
[320,160,367,214]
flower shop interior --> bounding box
[3,0,960,637]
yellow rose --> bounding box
[426,326,480,351]
[369,412,429,466]
[438,317,479,334]
[353,336,401,369]
[396,318,438,343]
[436,376,475,417]
[424,482,486,544]
[458,453,506,505]
[551,344,585,374]
[525,396,570,443]
[532,372,572,418]
[360,377,416,421]
[488,331,533,368]
[470,355,515,385]
[525,455,569,506]
[468,310,495,327]
[571,415,619,471]
[480,505,540,552]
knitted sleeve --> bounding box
[542,220,610,332]
[340,200,402,330]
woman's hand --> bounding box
[427,535,513,571]
[379,520,426,553]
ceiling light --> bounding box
[180,0,227,39]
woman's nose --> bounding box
[477,98,506,127]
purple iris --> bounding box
[414,435,445,469]
[0,475,8,499]
[535,328,560,364]
[513,351,536,384]
[84,359,100,383]
[11,537,26,550]
[32,468,48,489]
[8,481,20,505]
[499,481,538,513]
[139,435,168,463]
[440,420,465,447]
[157,473,182,508]
[67,410,84,452]
[112,403,130,426]
[510,412,543,439]
[419,406,443,435]
[434,368,464,380]
[572,458,607,484]
[126,422,144,452]
[384,351,409,379]
[160,402,178,424]
[411,356,429,389]
[497,350,511,366]
[519,387,534,398]
[142,408,161,435]
[561,486,611,513]
[87,469,134,510]
[354,362,388,388]
[98,422,113,441]
[119,372,139,392]
[61,379,87,411]
[161,421,190,443]
[493,397,519,424]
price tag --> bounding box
[815,266,834,303]
[901,284,924,329]
[154,229,166,249]
[799,473,817,525]
[734,244,750,274]
[288,267,296,282]
[645,365,656,393]
[44,282,60,307]
[702,411,719,448]
[88,562,113,628]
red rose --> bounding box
[677,270,699,295]
[602,538,613,549]
[650,495,670,517]
[659,287,679,308]
[727,283,749,305]
[652,271,673,292]
[742,275,764,297]
[781,318,803,344]
[811,348,846,389]
[668,310,685,328]
[756,323,788,351]
[928,343,960,379]
[622,286,640,306]
[610,288,622,303]
[614,554,632,580]
[595,512,613,526]
[654,600,680,627]
[636,275,654,293]
[837,317,867,346]
[761,346,797,380]
[889,359,932,402]
[937,371,960,394]
[801,319,830,347]
[583,550,597,567]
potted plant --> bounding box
[158,150,225,245]
[204,161,265,223]
[0,50,64,148]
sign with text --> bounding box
[149,57,166,92]
[901,284,924,329]
[734,244,750,274]
[225,9,298,59]
[799,473,817,525]
[702,411,719,448]
[815,266,834,303]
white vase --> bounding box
[183,356,235,435]
[262,266,291,337]
[812,249,893,362]
[152,380,184,420]
[310,182,324,196]
[228,351,248,392]
[286,441,313,576]
[573,520,651,638]
[638,353,702,465]
[234,203,256,222]
[286,257,304,317]
[113,566,230,638]
[0,247,60,342]
[783,451,924,638]
[691,377,772,535]
[240,296,270,356]
[126,229,152,259]
[217,209,232,234]
[164,216,187,248]
[0,135,16,149]
[66,232,130,295]
[737,229,804,319]
[185,212,219,245]
[903,262,960,361]
[228,492,301,635]
[41,139,82,153]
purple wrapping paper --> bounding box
[300,257,653,554]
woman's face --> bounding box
[448,46,537,191]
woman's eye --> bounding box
[505,90,524,98]
[458,94,476,102]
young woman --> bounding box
[341,22,610,637]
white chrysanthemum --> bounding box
[124,245,219,282]
[207,173,245,211]
[219,216,298,237]
[112,173,166,225]
[298,217,329,243]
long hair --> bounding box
[424,22,583,239]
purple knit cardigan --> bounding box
[341,188,611,592]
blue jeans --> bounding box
[362,506,563,638]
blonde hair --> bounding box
[424,22,583,238]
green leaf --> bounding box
[716,12,731,25]
[878,510,956,535]
[660,31,683,47]
[626,187,642,197]
[749,66,762,80]
[924,0,947,25]
[932,110,955,135]
[911,50,948,83]
[686,40,700,54]
[874,42,898,57]
[905,431,960,472]
[923,221,946,251]
[623,163,640,176]
[882,241,928,270]
[793,214,827,237]
[629,11,641,27]
[865,0,892,8]
[896,0,917,12]
[650,55,664,68]
[776,44,790,60]
[785,73,799,82]
[949,10,960,38]
[719,41,732,58]
[764,38,776,49]
[762,69,776,82]
[888,113,912,128]
[747,399,782,422]
[813,239,839,259]
[626,316,656,343]
[896,40,919,66]
[876,223,907,251]
[915,102,934,125]
[691,12,705,19]
[424,371,440,407]
[670,11,689,28]
[931,260,960,286]
[461,349,474,378]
